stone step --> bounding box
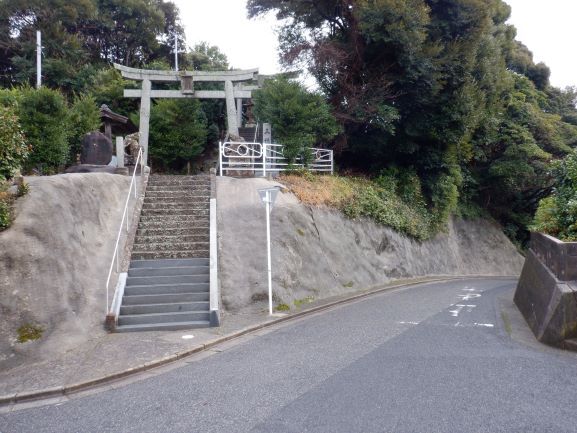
[122,292,209,305]
[137,219,209,229]
[144,191,211,199]
[126,274,209,286]
[142,201,209,209]
[131,250,210,260]
[148,175,209,180]
[133,234,209,245]
[130,258,209,268]
[128,265,209,277]
[140,208,209,217]
[131,241,209,252]
[146,185,210,192]
[149,175,209,181]
[138,214,209,223]
[124,282,209,296]
[118,310,211,326]
[135,227,209,237]
[120,301,209,316]
[115,321,211,332]
[148,175,210,182]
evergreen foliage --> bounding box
[0,105,30,180]
[149,99,208,172]
[0,87,99,174]
[253,77,340,163]
[249,0,577,243]
[16,86,70,173]
[67,94,101,164]
[532,151,577,241]
[0,0,185,91]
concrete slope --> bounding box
[0,173,131,367]
[217,177,524,311]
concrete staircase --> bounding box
[116,175,213,332]
[238,126,260,143]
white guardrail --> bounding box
[105,148,144,317]
[218,142,333,176]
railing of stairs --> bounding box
[209,168,220,326]
[105,148,144,318]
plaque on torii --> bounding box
[114,63,262,166]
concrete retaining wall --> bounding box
[217,177,524,311]
[0,173,133,368]
[514,232,577,345]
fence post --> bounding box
[219,141,223,176]
[263,143,267,178]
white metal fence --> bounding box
[218,141,333,176]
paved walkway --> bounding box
[0,276,526,406]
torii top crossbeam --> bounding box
[114,63,261,166]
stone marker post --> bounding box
[116,136,124,168]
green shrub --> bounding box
[0,105,30,180]
[17,181,29,197]
[18,87,70,174]
[275,303,290,312]
[283,172,435,241]
[531,150,577,241]
[149,99,208,172]
[67,94,101,164]
[253,77,340,164]
[0,200,11,230]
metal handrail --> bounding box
[105,148,143,314]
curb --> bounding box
[0,274,518,407]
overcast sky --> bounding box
[173,0,576,89]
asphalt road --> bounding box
[2,278,577,433]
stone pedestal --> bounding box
[514,232,577,346]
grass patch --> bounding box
[342,281,354,288]
[0,199,11,230]
[294,296,314,307]
[280,172,436,241]
[275,303,290,312]
[17,181,29,197]
[501,311,512,336]
[0,179,19,231]
[17,323,43,343]
[296,228,305,236]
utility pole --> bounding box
[174,34,179,71]
[36,31,41,88]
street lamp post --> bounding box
[258,187,279,315]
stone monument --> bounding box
[66,131,124,174]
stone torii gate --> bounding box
[114,63,262,166]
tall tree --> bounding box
[0,0,185,89]
[249,0,577,242]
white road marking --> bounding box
[458,293,481,301]
[181,335,195,340]
[398,321,420,325]
[474,323,494,328]
[449,304,477,317]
